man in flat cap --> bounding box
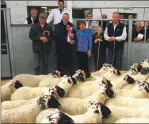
[29,13,54,75]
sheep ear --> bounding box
[145,82,149,90]
[100,104,112,118]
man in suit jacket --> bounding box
[29,13,53,74]
[24,8,39,24]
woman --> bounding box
[93,26,107,70]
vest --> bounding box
[26,16,39,24]
[107,22,125,49]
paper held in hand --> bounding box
[137,33,144,40]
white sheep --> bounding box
[92,63,114,76]
[53,85,115,115]
[140,59,149,68]
[114,118,149,123]
[12,71,61,87]
[101,68,121,81]
[1,80,23,101]
[111,75,135,89]
[115,81,149,98]
[10,87,49,100]
[2,94,61,123]
[103,104,149,123]
[40,102,111,123]
[106,96,149,107]
[68,77,113,98]
[2,97,38,110]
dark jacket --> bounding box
[106,22,125,49]
[29,23,53,53]
[92,33,107,54]
[55,20,75,55]
[26,16,39,24]
[147,28,149,40]
[132,28,144,41]
[99,21,110,31]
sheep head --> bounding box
[140,67,149,75]
[49,85,67,98]
[50,70,61,78]
[37,94,61,110]
[137,81,149,92]
[88,101,111,118]
[72,70,86,82]
[41,111,74,124]
[122,75,135,84]
[9,80,23,92]
[140,59,149,65]
[130,63,143,74]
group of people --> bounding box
[28,0,149,77]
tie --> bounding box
[59,9,63,14]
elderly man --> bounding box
[104,12,127,70]
[99,14,109,31]
[24,8,39,24]
[46,0,72,25]
[29,13,53,74]
[55,13,75,76]
[132,22,144,42]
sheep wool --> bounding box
[57,86,114,115]
[106,96,149,107]
[2,97,38,110]
[11,87,49,100]
[13,71,60,87]
[38,78,61,87]
[2,95,61,123]
[114,118,149,123]
[68,77,112,98]
[1,80,23,101]
[111,75,135,89]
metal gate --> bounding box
[1,8,12,78]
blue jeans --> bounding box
[108,47,123,70]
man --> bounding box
[46,0,72,25]
[99,14,109,31]
[85,12,98,30]
[29,13,53,75]
[55,13,75,76]
[132,22,144,42]
[24,8,39,24]
[104,12,127,70]
[76,21,92,78]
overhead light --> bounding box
[45,11,47,12]
[41,7,47,9]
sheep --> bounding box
[10,84,67,101]
[68,77,113,98]
[52,85,115,115]
[114,118,149,123]
[1,80,23,101]
[106,96,149,107]
[111,75,135,89]
[101,68,121,81]
[103,105,149,123]
[92,63,114,76]
[114,81,149,98]
[103,104,149,123]
[40,102,111,124]
[2,94,61,123]
[12,70,61,87]
[2,97,38,110]
[140,59,149,68]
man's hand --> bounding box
[69,40,75,45]
[87,50,92,57]
[110,37,116,41]
[94,39,98,44]
[40,37,48,43]
[147,39,149,42]
[134,38,141,42]
[97,38,102,42]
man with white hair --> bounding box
[132,22,144,42]
[104,12,127,70]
